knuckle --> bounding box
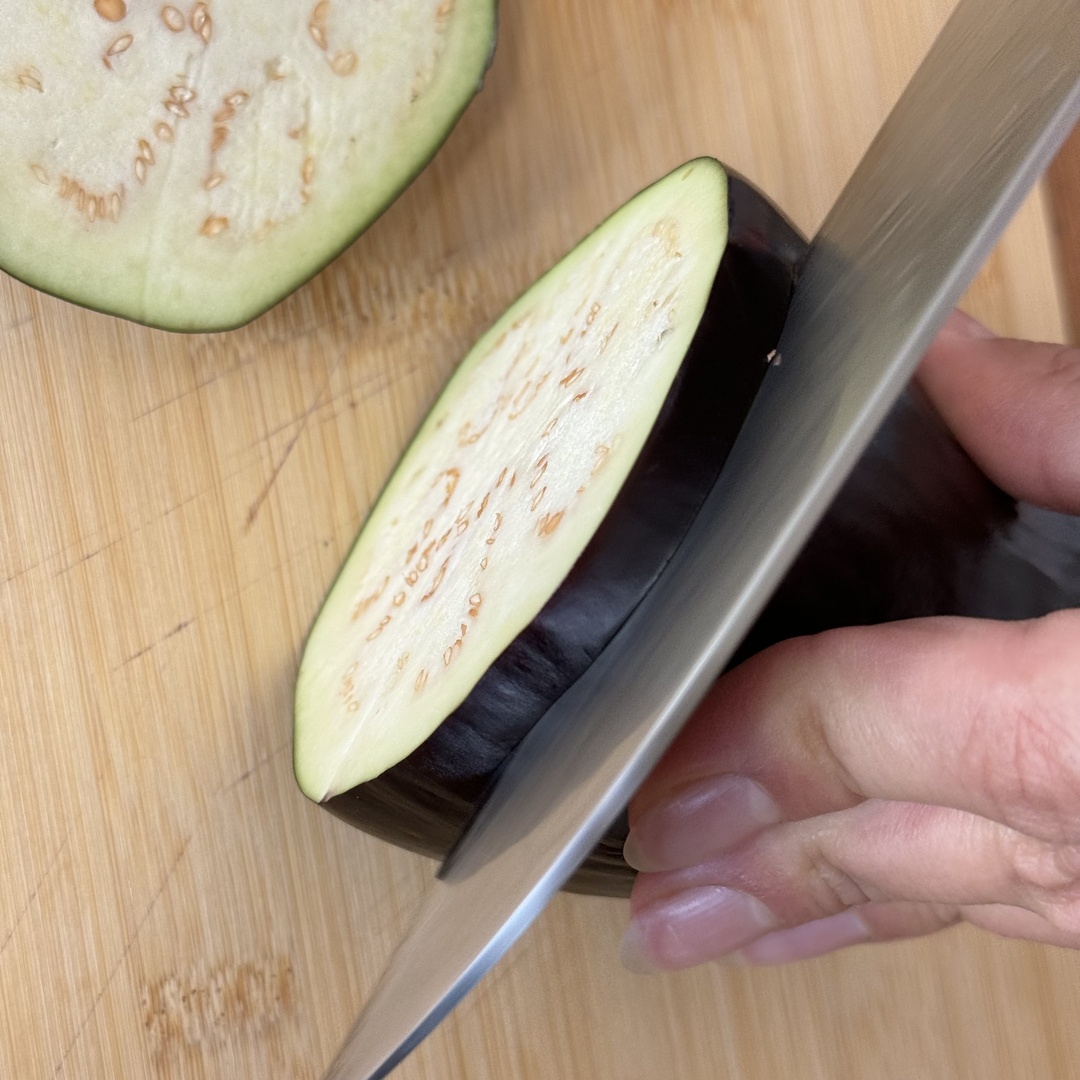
[1010,836,1080,934]
[733,630,865,814]
[1041,898,1080,938]
[970,614,1080,842]
[1010,835,1080,892]
[782,629,868,803]
[1006,708,1078,833]
[736,825,873,924]
[803,844,874,914]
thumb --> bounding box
[917,312,1080,514]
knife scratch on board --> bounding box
[244,366,337,532]
[51,833,195,1078]
[0,831,70,961]
[115,618,194,670]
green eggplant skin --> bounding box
[322,170,808,891]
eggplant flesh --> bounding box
[0,0,495,330]
[295,160,807,890]
[296,158,755,801]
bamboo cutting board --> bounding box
[1,2,1076,1078]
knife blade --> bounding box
[324,1,1080,1076]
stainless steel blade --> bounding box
[324,1,1080,1076]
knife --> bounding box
[324,1,1080,1076]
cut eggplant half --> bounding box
[0,0,495,330]
[294,158,807,890]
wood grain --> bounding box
[0,2,1075,1078]
[1048,123,1080,343]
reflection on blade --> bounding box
[323,0,1080,1075]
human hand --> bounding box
[620,310,1080,972]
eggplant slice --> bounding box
[295,157,1080,896]
[294,158,807,889]
[0,0,495,330]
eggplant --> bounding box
[0,0,496,331]
[296,151,1080,895]
[731,386,1080,669]
[293,159,806,886]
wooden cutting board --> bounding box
[1,2,1076,1077]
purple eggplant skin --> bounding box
[322,170,808,890]
[731,386,1080,667]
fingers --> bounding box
[620,316,1080,971]
[621,900,950,972]
[728,901,1080,965]
[621,608,1080,971]
[737,903,954,966]
[622,797,1080,971]
[916,311,1080,513]
[622,774,782,872]
[959,902,1080,949]
[704,901,1080,967]
[628,609,1080,859]
[649,801,1080,919]
[622,898,1080,971]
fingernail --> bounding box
[623,775,782,872]
[619,887,777,973]
[941,309,996,340]
[731,909,872,966]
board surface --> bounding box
[1,2,1076,1077]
